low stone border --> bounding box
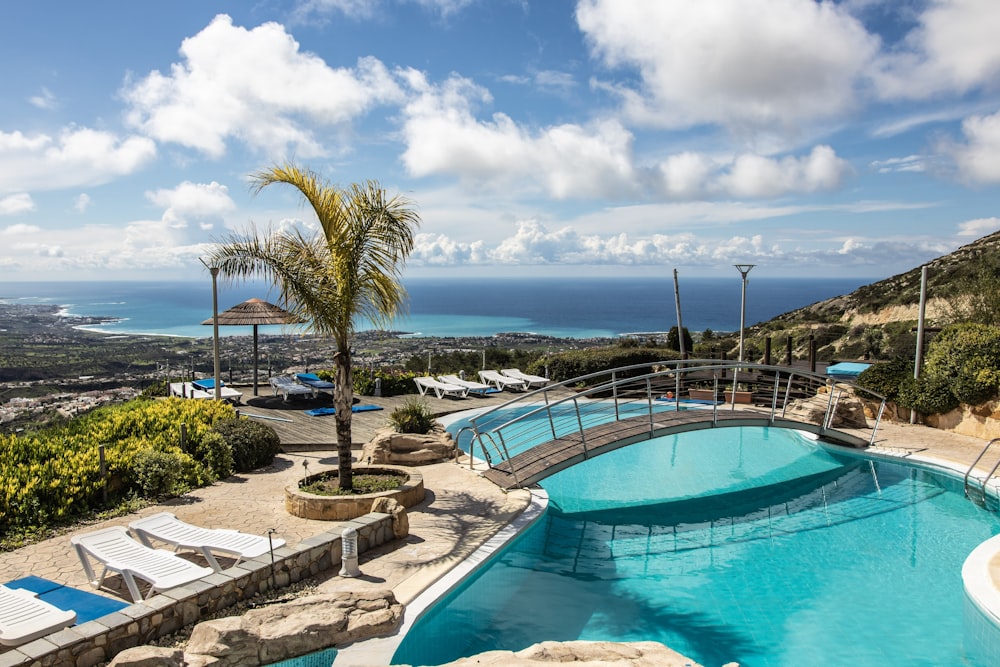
[0,512,393,667]
[285,465,425,521]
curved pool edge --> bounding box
[963,533,1000,627]
[332,487,550,666]
[862,443,1000,630]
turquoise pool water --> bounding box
[394,427,1000,667]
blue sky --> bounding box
[1,0,999,282]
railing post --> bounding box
[611,370,620,422]
[712,374,719,425]
[646,377,654,434]
[870,401,886,445]
[674,371,681,412]
[822,380,836,431]
[495,431,519,487]
[573,396,588,458]
[770,371,780,423]
[782,375,794,419]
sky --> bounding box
[2,0,1000,283]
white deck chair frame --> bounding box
[169,382,242,403]
[70,526,214,603]
[438,374,493,395]
[270,376,316,401]
[413,376,468,399]
[0,585,76,647]
[478,370,528,392]
[129,512,285,572]
[501,368,550,388]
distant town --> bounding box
[0,302,607,432]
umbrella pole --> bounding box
[253,325,259,397]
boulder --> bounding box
[423,640,707,666]
[785,389,868,429]
[362,426,457,465]
[371,496,410,539]
[184,590,403,667]
[108,647,185,667]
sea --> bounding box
[0,276,870,340]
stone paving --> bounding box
[2,391,1000,648]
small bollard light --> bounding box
[340,527,361,577]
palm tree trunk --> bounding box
[334,349,354,491]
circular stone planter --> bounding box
[285,465,425,521]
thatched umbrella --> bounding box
[203,298,303,396]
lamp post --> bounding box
[200,259,222,401]
[732,264,754,408]
[734,264,755,363]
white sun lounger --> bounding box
[502,368,550,388]
[479,369,528,392]
[438,374,493,395]
[129,512,285,573]
[70,526,214,603]
[270,375,316,401]
[414,376,468,399]
[169,382,243,404]
[0,585,76,647]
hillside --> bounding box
[727,229,1000,362]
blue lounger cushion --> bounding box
[192,378,224,391]
[304,405,383,416]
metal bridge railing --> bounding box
[466,360,886,476]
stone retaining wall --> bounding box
[0,513,393,667]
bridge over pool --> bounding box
[461,361,887,490]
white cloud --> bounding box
[292,0,474,21]
[957,217,1000,237]
[401,72,850,200]
[0,128,156,193]
[719,146,852,198]
[29,87,57,110]
[869,155,927,174]
[74,193,92,213]
[940,109,1000,183]
[1,223,41,235]
[145,181,237,235]
[122,14,403,158]
[576,0,877,134]
[400,71,639,199]
[871,0,1000,99]
[406,219,950,272]
[0,193,35,216]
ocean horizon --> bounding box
[0,276,871,340]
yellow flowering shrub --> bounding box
[0,398,236,538]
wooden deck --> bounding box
[228,383,515,449]
[481,408,872,489]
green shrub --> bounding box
[856,358,912,401]
[131,449,189,499]
[544,347,676,383]
[922,323,1000,406]
[896,375,960,416]
[195,431,234,481]
[211,418,281,473]
[388,398,436,434]
[353,368,419,397]
[0,398,235,539]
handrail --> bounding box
[964,437,1000,503]
[466,360,887,482]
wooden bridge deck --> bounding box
[481,408,871,489]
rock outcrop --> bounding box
[416,640,718,666]
[371,496,410,539]
[109,590,403,667]
[784,389,868,429]
[925,399,1000,439]
[362,425,457,465]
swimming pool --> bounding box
[393,426,1000,666]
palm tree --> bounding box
[209,163,420,490]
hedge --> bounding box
[1,398,236,539]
